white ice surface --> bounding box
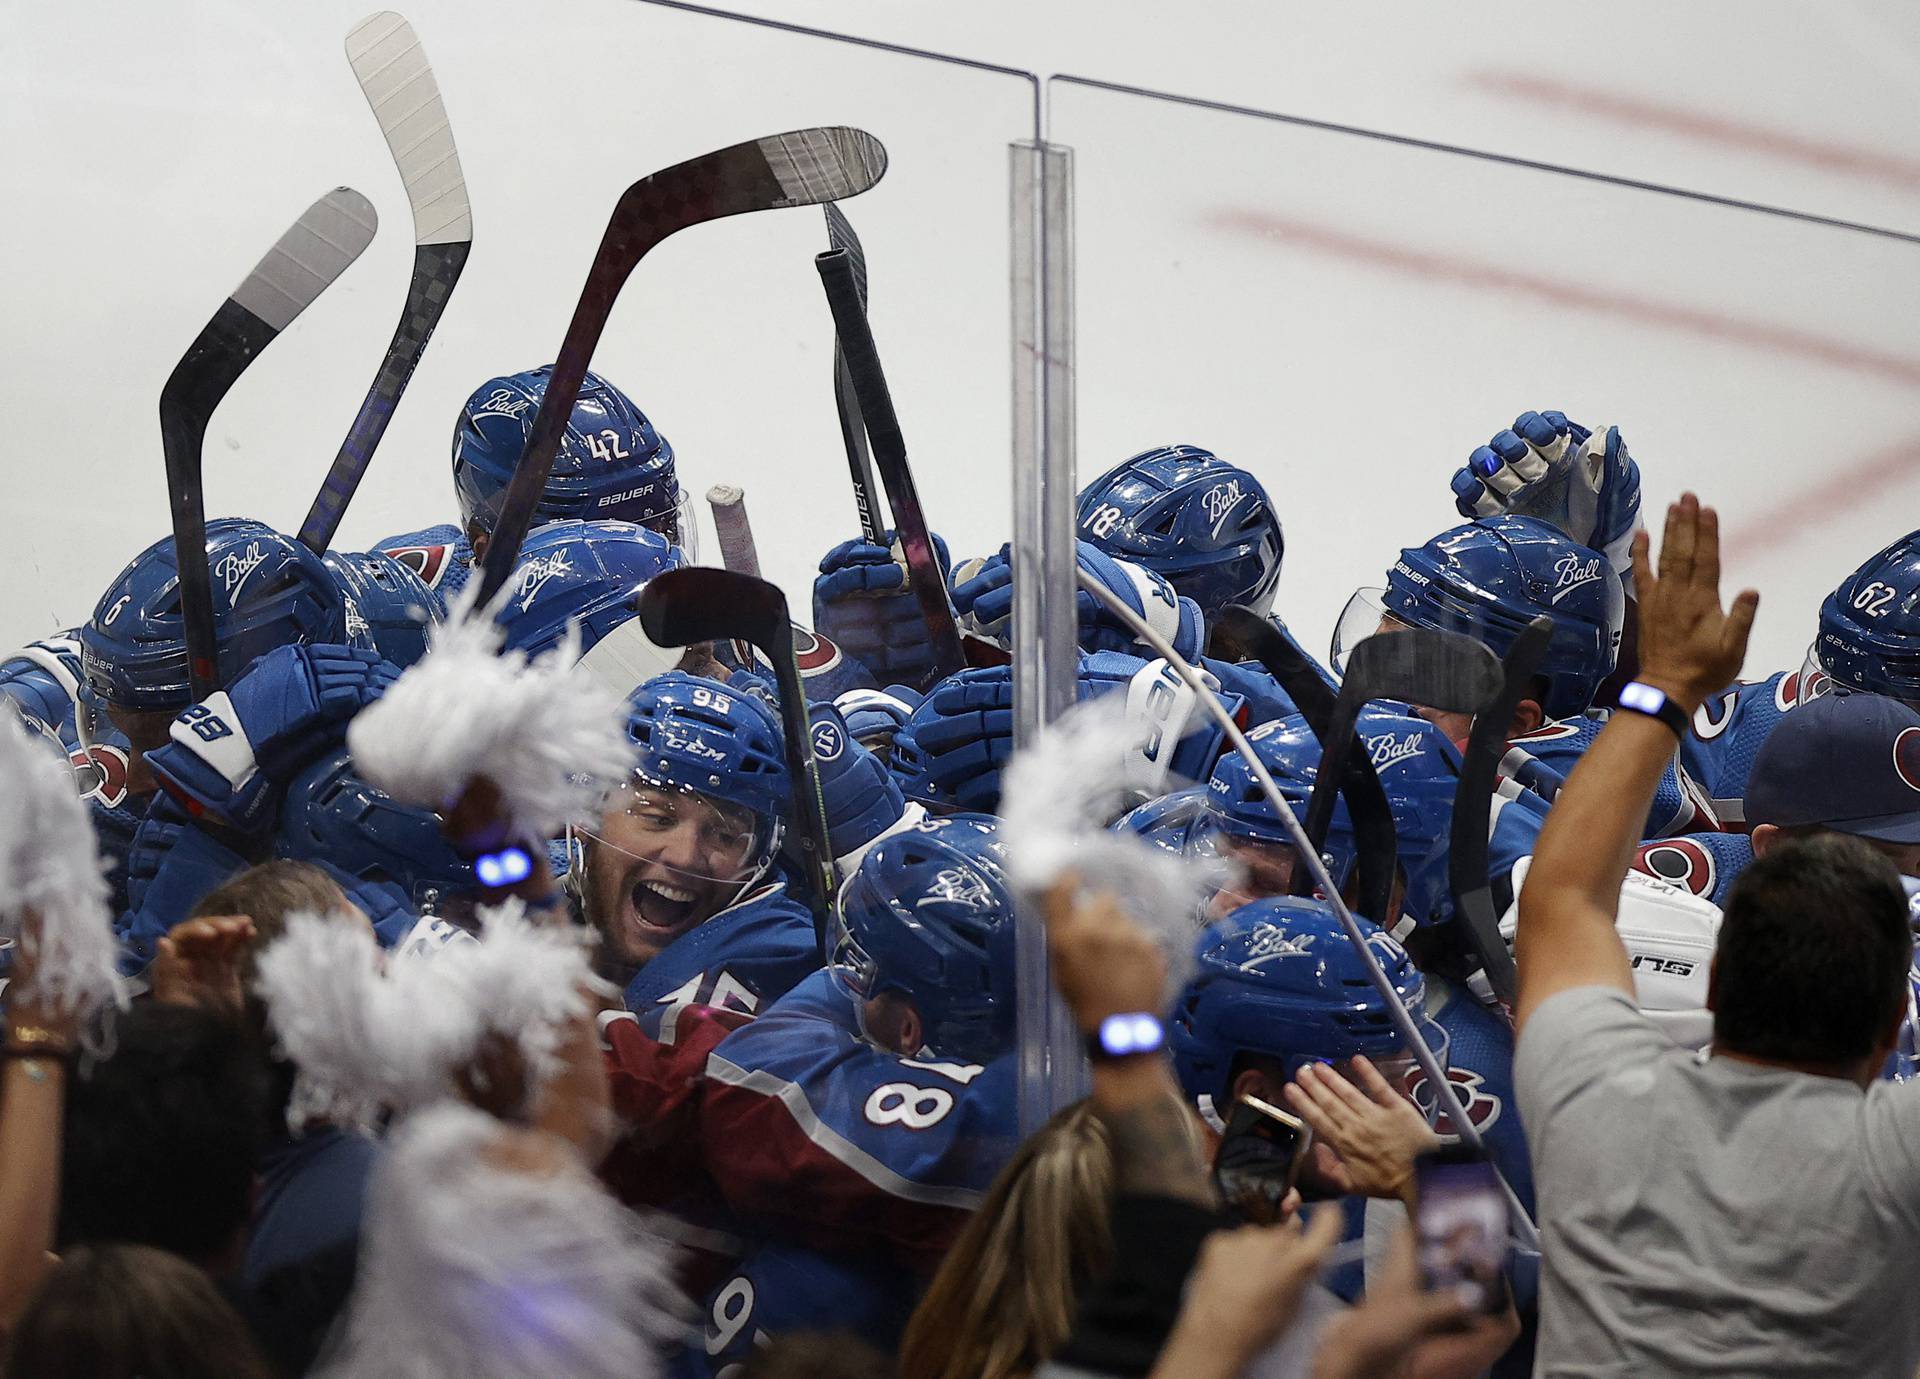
[6,0,1920,676]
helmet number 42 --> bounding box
[586,429,631,464]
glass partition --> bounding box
[1049,75,1920,676]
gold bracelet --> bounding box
[4,1025,73,1057]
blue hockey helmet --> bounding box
[1076,445,1285,618]
[1205,708,1464,928]
[1167,896,1447,1110]
[79,518,348,712]
[494,519,687,660]
[324,549,444,671]
[832,813,1018,1063]
[1113,786,1224,862]
[451,366,691,552]
[278,749,473,898]
[1815,530,1920,703]
[619,670,788,835]
[1344,515,1624,721]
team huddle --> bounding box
[7,363,1920,1375]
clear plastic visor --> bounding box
[1330,586,1410,677]
[576,777,770,889]
[1207,833,1357,923]
[1281,1015,1452,1122]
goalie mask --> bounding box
[573,673,787,967]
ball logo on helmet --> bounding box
[1550,552,1605,604]
[1202,480,1244,536]
[1243,924,1316,967]
[918,866,993,912]
[474,386,531,420]
[214,542,269,598]
[1893,727,1920,794]
[1366,731,1426,771]
[513,546,577,612]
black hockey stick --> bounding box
[1448,616,1553,1009]
[299,11,472,553]
[474,128,889,605]
[1298,629,1502,889]
[815,247,971,680]
[822,204,886,543]
[1212,607,1400,929]
[162,187,378,699]
[636,567,837,950]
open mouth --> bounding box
[626,872,704,939]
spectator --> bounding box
[1747,691,1920,875]
[1515,493,1920,1376]
[0,910,77,1334]
[1,1243,275,1379]
[900,1099,1114,1379]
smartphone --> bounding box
[1412,1146,1511,1314]
[1212,1094,1311,1225]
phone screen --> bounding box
[1413,1150,1510,1313]
[1212,1094,1311,1225]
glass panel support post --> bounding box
[1010,138,1084,1136]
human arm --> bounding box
[0,914,77,1330]
[1311,1228,1515,1379]
[1146,1208,1343,1379]
[1284,1056,1441,1205]
[1515,494,1756,1034]
[150,915,257,1019]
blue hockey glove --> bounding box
[119,799,251,967]
[1450,410,1641,576]
[807,703,908,870]
[951,541,1206,661]
[813,530,952,687]
[904,653,1244,812]
[834,684,923,763]
[146,643,398,833]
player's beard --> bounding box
[587,849,733,968]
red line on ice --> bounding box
[1464,73,1920,192]
[1206,208,1920,390]
[1208,208,1920,560]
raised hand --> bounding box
[1630,492,1759,711]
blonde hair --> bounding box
[898,1099,1113,1379]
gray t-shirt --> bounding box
[1516,985,1920,1378]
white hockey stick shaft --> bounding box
[707,484,762,577]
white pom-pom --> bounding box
[319,1103,684,1379]
[0,712,128,1045]
[255,902,602,1131]
[1001,695,1225,982]
[347,582,638,842]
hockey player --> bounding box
[377,365,690,596]
[571,673,818,1016]
[1167,896,1534,1371]
[1339,514,1717,838]
[600,817,1019,1310]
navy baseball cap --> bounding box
[1748,693,1920,843]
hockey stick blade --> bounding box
[1298,629,1501,877]
[299,11,473,552]
[823,204,884,540]
[816,246,968,679]
[162,187,377,699]
[1448,616,1553,1008]
[636,567,838,942]
[1212,607,1400,928]
[475,128,888,605]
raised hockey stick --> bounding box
[707,483,761,666]
[1211,607,1400,931]
[1077,569,1540,1247]
[1448,616,1553,1010]
[474,128,888,606]
[298,11,472,553]
[815,247,970,679]
[162,187,378,700]
[636,567,837,948]
[822,204,886,542]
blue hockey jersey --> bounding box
[620,881,821,1023]
[1505,712,1720,837]
[1680,667,1826,826]
[375,522,472,597]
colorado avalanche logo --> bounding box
[1407,1066,1503,1137]
[793,627,844,676]
[69,744,131,810]
[1895,727,1920,794]
[1635,836,1716,899]
[383,544,452,589]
